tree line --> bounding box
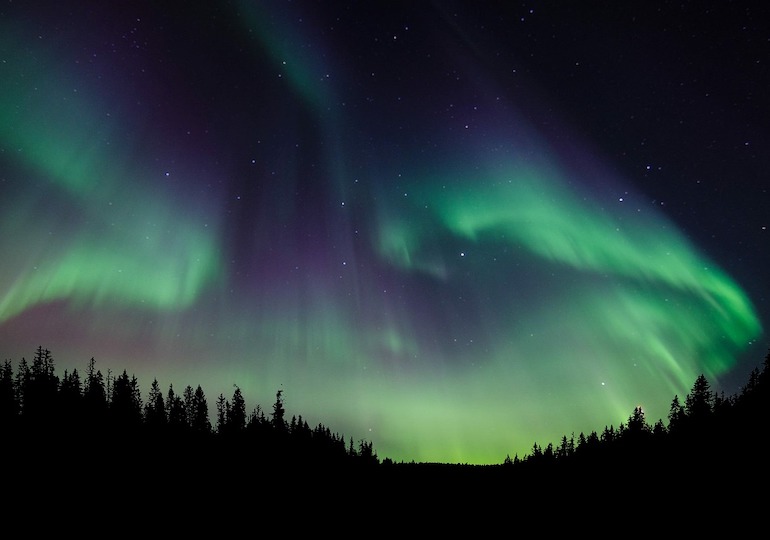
[2,345,769,484]
[495,350,770,487]
[1,346,378,481]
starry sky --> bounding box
[1,1,767,464]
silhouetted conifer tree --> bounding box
[271,389,286,432]
[685,374,713,421]
[215,393,228,434]
[167,384,187,433]
[110,370,143,429]
[625,406,650,437]
[144,378,167,430]
[0,360,16,422]
[32,347,53,374]
[667,395,685,433]
[83,357,107,426]
[556,434,575,459]
[530,442,543,462]
[190,385,211,434]
[228,385,246,433]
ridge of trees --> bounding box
[491,350,770,487]
[2,345,769,484]
[1,346,379,481]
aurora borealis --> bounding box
[1,1,767,464]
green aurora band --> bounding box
[376,162,760,382]
[0,27,223,322]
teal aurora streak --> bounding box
[0,5,763,464]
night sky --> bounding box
[1,1,767,464]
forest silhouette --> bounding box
[2,345,769,502]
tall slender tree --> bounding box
[166,384,187,432]
[0,360,17,422]
[215,393,228,434]
[144,378,167,429]
[83,359,106,405]
[190,385,211,434]
[228,385,246,433]
[272,389,286,432]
